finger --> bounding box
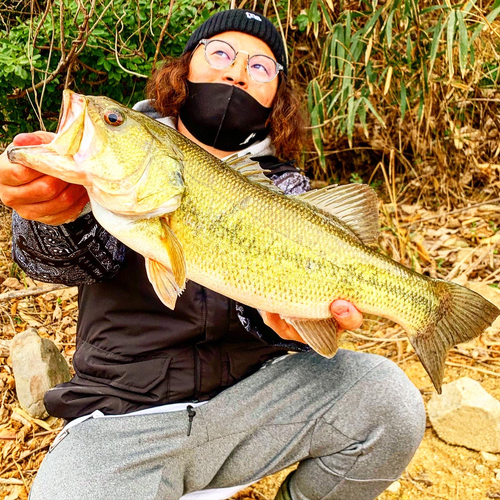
[13,131,56,146]
[330,300,363,331]
[0,175,71,206]
[14,185,89,223]
[261,311,306,343]
[36,194,90,225]
[0,152,44,186]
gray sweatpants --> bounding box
[29,350,426,500]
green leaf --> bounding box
[463,0,476,14]
[420,4,448,15]
[346,95,356,143]
[429,14,445,75]
[446,10,456,79]
[312,80,325,124]
[336,25,345,73]
[470,4,500,43]
[400,81,407,121]
[357,98,367,136]
[417,92,425,122]
[318,0,333,30]
[296,13,308,31]
[345,11,351,47]
[457,11,468,77]
[363,7,383,36]
[310,107,325,169]
[406,34,412,65]
[385,10,395,49]
[363,97,385,127]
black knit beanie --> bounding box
[184,9,287,75]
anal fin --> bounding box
[285,317,339,358]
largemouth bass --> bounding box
[8,90,500,392]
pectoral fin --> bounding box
[145,219,186,310]
[160,218,186,290]
[284,317,339,358]
[146,258,181,309]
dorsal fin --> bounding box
[223,154,282,193]
[295,184,380,245]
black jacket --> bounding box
[13,156,310,420]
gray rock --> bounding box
[10,328,71,419]
[428,377,500,452]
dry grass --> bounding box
[1,183,500,499]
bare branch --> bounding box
[152,0,175,70]
[0,284,68,301]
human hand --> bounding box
[261,299,363,343]
[0,132,89,225]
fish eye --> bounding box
[104,109,124,126]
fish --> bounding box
[7,89,500,393]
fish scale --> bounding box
[170,146,440,324]
[8,89,500,393]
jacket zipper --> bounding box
[186,405,196,436]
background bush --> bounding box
[1,0,499,206]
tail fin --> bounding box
[410,281,500,394]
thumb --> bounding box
[13,131,56,146]
[330,300,363,331]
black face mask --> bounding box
[179,81,272,152]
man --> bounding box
[0,9,425,500]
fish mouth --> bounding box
[6,89,91,184]
[58,90,85,137]
[50,89,88,156]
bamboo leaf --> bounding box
[417,92,425,122]
[421,4,449,15]
[429,14,445,75]
[310,107,325,169]
[463,0,476,14]
[351,36,364,62]
[400,81,407,121]
[307,81,314,113]
[357,99,368,137]
[318,0,333,30]
[345,11,351,47]
[324,0,335,11]
[313,80,324,124]
[363,7,383,36]
[309,0,320,39]
[363,98,386,127]
[446,10,456,79]
[326,89,343,115]
[347,95,356,144]
[457,11,468,77]
[329,31,337,77]
[341,65,353,105]
[383,66,393,96]
[336,26,345,73]
[365,36,373,66]
[385,10,395,49]
[406,34,412,65]
[471,4,500,43]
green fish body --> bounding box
[8,90,500,392]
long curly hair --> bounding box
[146,52,308,162]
